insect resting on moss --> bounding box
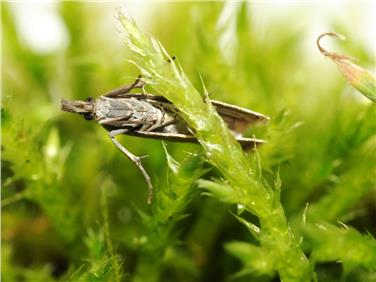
[61,77,269,203]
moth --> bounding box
[61,78,269,203]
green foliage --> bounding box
[133,151,206,282]
[2,102,80,243]
[304,222,376,270]
[2,243,57,282]
[120,12,311,281]
[225,241,276,277]
[66,183,123,282]
[66,228,122,282]
[2,2,375,282]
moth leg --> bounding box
[148,113,182,132]
[109,129,153,204]
[99,117,128,125]
[141,82,147,93]
[143,110,181,132]
[104,77,146,98]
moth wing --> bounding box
[126,131,264,151]
[107,93,170,103]
[235,136,265,150]
[211,100,269,133]
[102,93,269,134]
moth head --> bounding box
[60,97,95,121]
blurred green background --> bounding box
[2,2,375,281]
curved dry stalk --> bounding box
[316,32,351,61]
[317,32,376,102]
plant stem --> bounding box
[119,14,312,281]
[133,153,205,282]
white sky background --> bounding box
[9,1,376,62]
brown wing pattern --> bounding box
[211,100,269,133]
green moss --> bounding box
[2,2,375,281]
[119,13,312,282]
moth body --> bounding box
[60,79,269,203]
